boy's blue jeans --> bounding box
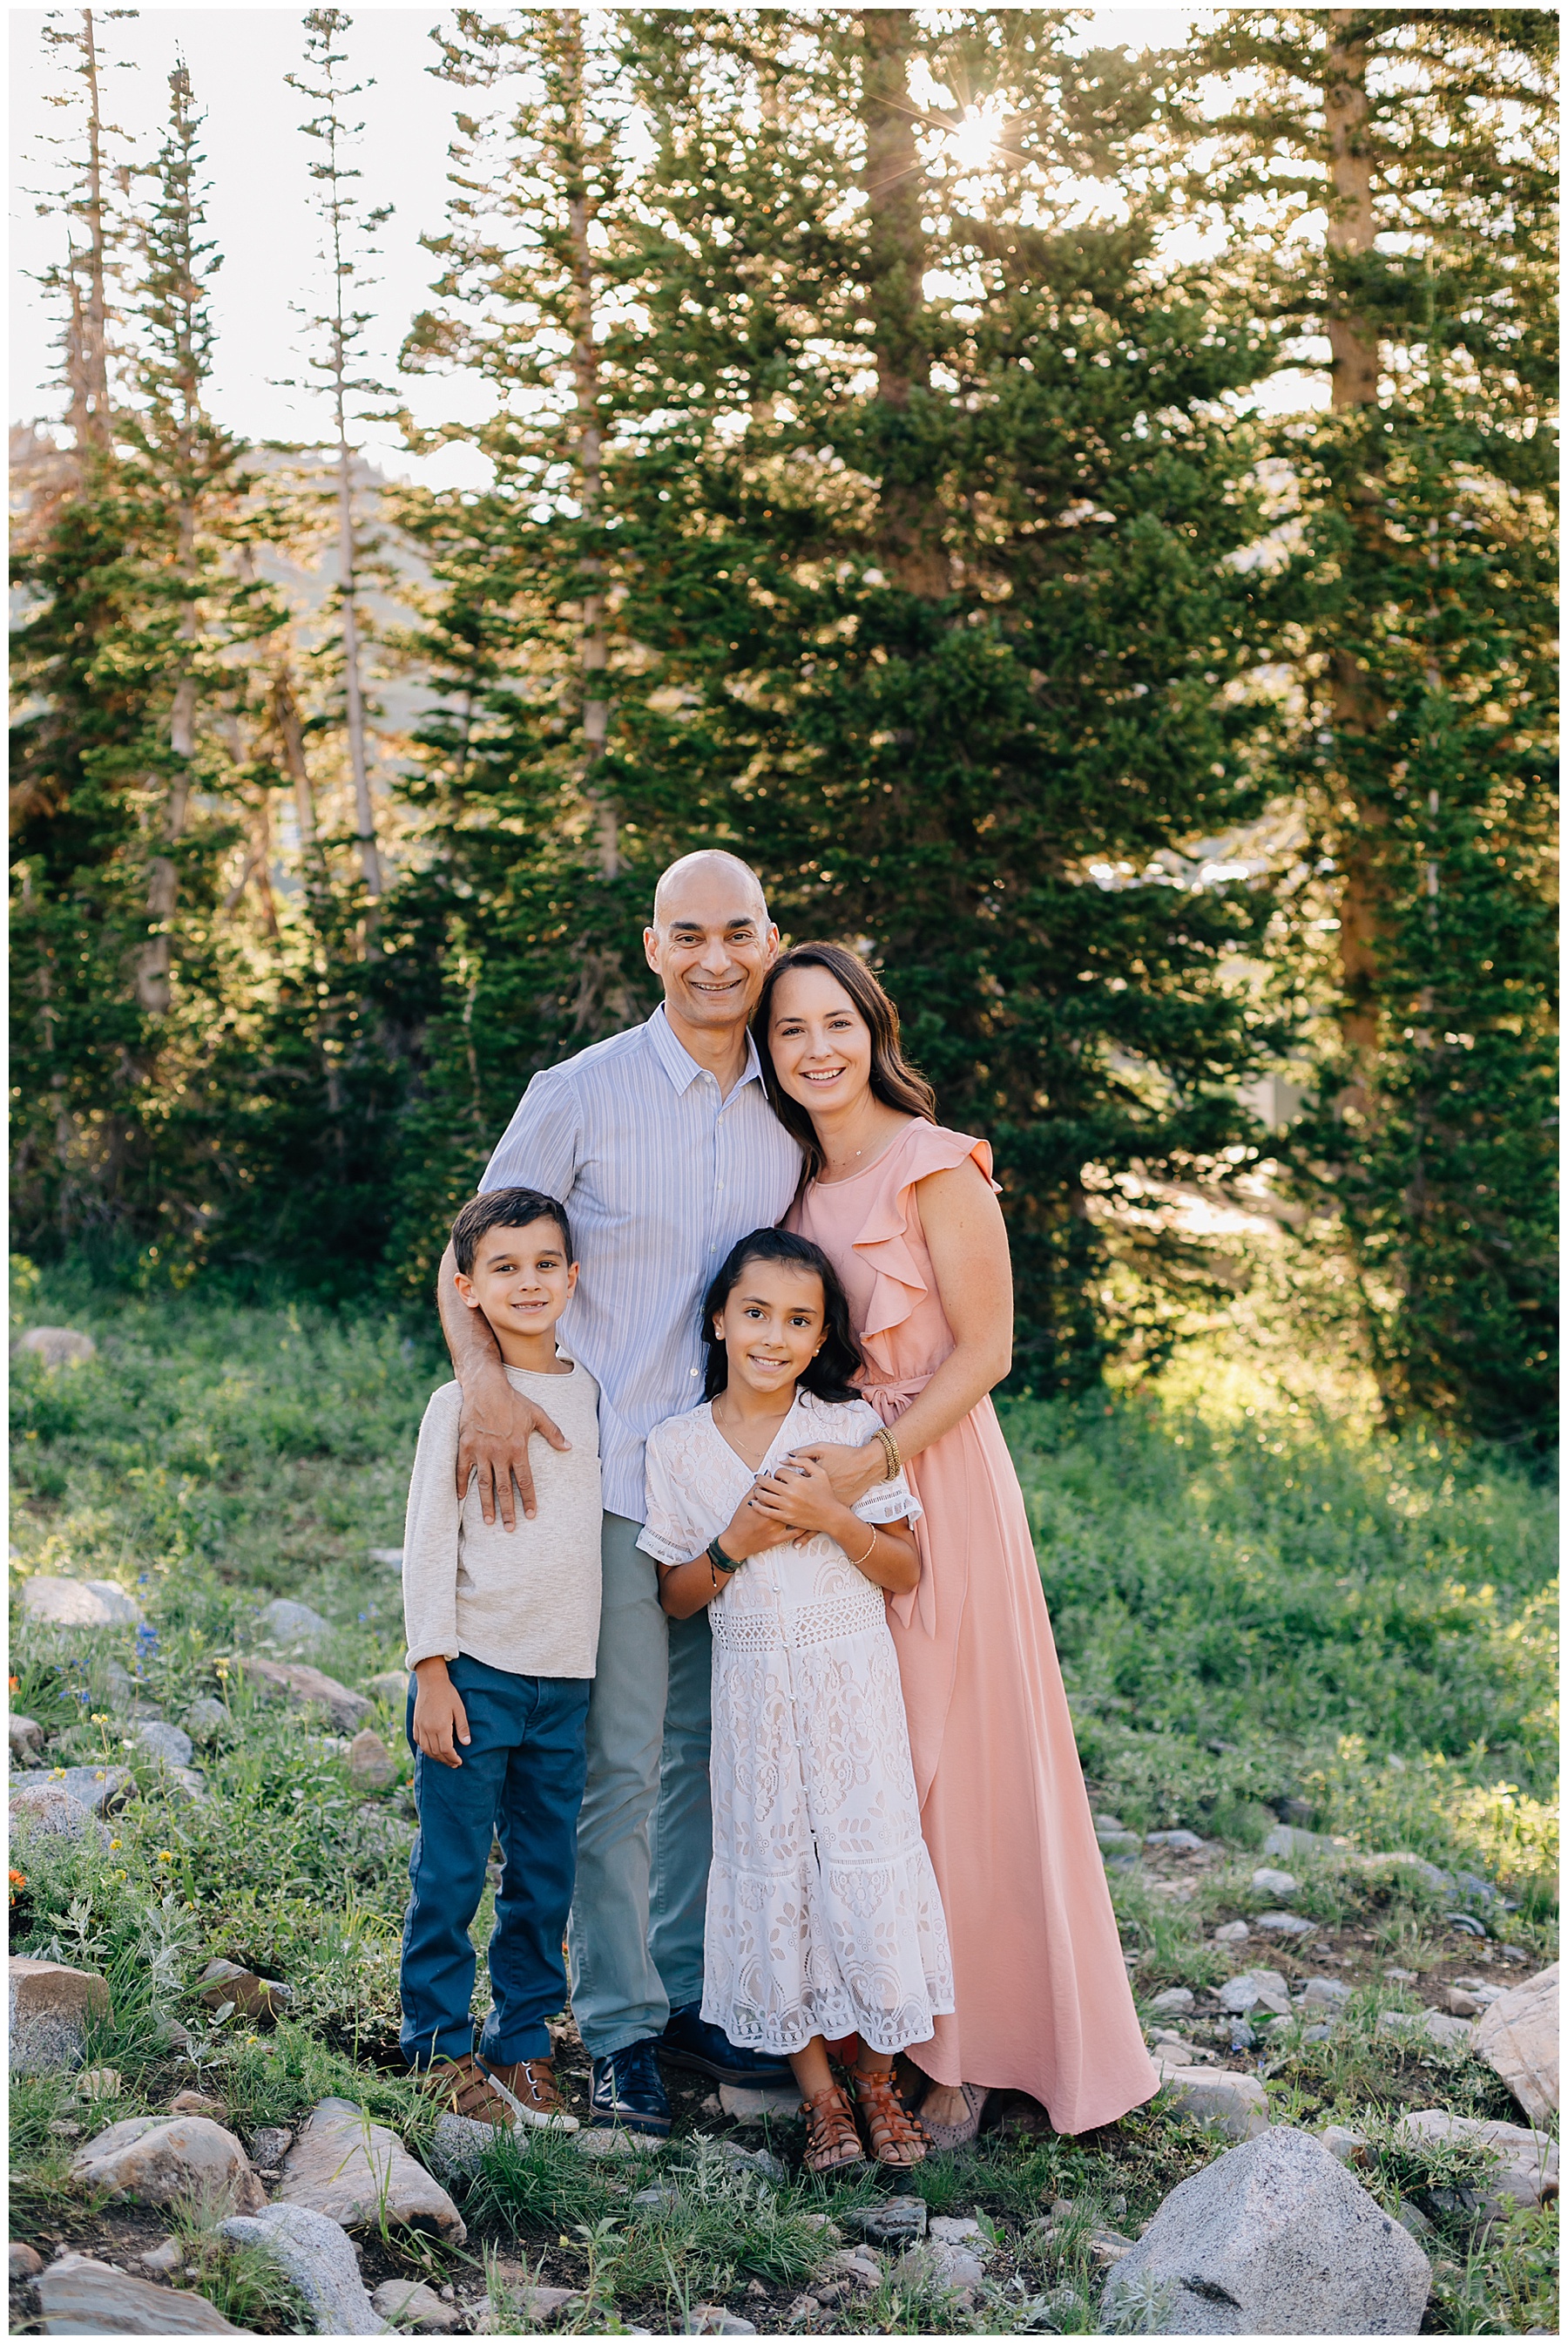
[400,1653,590,2070]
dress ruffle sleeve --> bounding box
[852,1128,999,1378]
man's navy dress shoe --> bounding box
[589,2040,672,2135]
[658,2002,794,2088]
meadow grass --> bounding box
[7,1267,1558,2333]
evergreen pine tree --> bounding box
[1193,9,1558,1441]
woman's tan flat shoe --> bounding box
[916,2078,988,2150]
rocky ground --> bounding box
[7,1298,1558,2333]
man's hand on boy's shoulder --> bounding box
[456,1372,571,1529]
[412,1659,471,1767]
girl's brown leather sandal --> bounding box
[801,2080,866,2173]
[851,2065,931,2167]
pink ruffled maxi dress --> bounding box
[794,1121,1158,2133]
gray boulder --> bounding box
[35,2253,240,2334]
[1217,1968,1292,2017]
[1101,2126,1430,2334]
[132,1718,194,1768]
[220,2202,383,2334]
[1377,2009,1474,2052]
[1146,1830,1205,1851]
[1396,2108,1558,2219]
[260,1599,332,1650]
[1251,1868,1299,1898]
[15,1327,97,1369]
[371,2277,460,2332]
[278,2097,465,2240]
[10,1955,112,2074]
[1152,2057,1269,2142]
[52,1763,137,1816]
[10,1714,44,1766]
[237,1658,370,1735]
[10,1781,108,1850]
[1470,1962,1558,2124]
[22,1575,143,1629]
[183,1697,231,1745]
[70,2113,266,2214]
[1149,1987,1195,2015]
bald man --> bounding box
[435,851,803,2133]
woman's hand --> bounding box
[782,1438,886,1509]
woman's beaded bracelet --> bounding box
[874,1425,902,1481]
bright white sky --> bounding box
[10,6,1226,487]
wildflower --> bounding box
[91,1712,109,1724]
[7,1676,17,1692]
[156,1851,174,1864]
[109,1840,122,1852]
[9,1868,26,1907]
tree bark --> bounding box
[858,10,947,597]
[1323,11,1386,1087]
[558,17,622,878]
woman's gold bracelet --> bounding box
[875,1425,901,1481]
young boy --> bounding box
[399,1186,602,2129]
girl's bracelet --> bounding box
[874,1425,901,1480]
[706,1535,745,1576]
[846,1524,878,1571]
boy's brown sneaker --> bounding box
[477,2053,580,2132]
[415,2053,518,2126]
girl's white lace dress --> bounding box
[639,1390,954,2056]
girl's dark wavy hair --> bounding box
[753,942,937,1183]
[700,1229,865,1404]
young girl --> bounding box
[639,1229,952,2173]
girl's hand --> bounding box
[749,1454,851,1540]
[720,1489,796,1558]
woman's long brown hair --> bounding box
[754,942,937,1182]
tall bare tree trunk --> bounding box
[335,434,382,899]
[859,10,947,597]
[558,17,621,879]
[65,7,113,455]
[1323,12,1386,1092]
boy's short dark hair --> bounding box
[451,1188,574,1277]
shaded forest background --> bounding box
[10,7,1558,1446]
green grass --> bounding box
[7,1266,1558,2334]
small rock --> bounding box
[1097,1830,1142,1855]
[220,2201,382,2334]
[164,1766,210,1807]
[1377,2009,1475,2052]
[346,1729,395,1790]
[1396,2201,1433,2239]
[71,2065,121,2102]
[16,1327,97,1368]
[9,1955,112,2075]
[1431,1983,1482,2017]
[1093,1812,1126,1832]
[250,2125,293,2168]
[1453,1975,1509,2007]
[1501,1943,1532,1962]
[371,2276,461,2332]
[368,1548,405,1571]
[1395,2109,1559,2219]
[1358,1851,1452,1894]
[279,2097,465,2239]
[9,1716,44,1767]
[1261,1824,1348,1861]
[362,1670,410,1704]
[52,1764,138,1816]
[71,2114,266,2215]
[1227,2021,1257,2051]
[1152,2058,1270,2142]
[170,2091,226,2118]
[485,2273,583,2324]
[1301,2023,1334,2043]
[632,2183,682,2212]
[36,2253,241,2334]
[713,2139,787,2185]
[1386,1967,1418,1982]
[1320,2124,1368,2164]
[260,1598,333,1651]
[182,1698,230,1746]
[1252,1868,1299,1898]
[745,2280,767,2299]
[1149,1987,1195,2015]
[22,1575,142,1629]
[1254,1910,1315,1935]
[897,2238,984,2294]
[1088,2228,1138,2267]
[1470,1962,1558,2124]
[1102,2126,1430,2334]
[1217,1968,1291,2017]
[199,1959,293,2025]
[682,2310,758,2335]
[821,2247,882,2289]
[10,2241,44,2279]
[1213,1920,1250,1944]
[139,2240,183,2273]
[47,2118,81,2137]
[236,1658,370,1735]
[1146,1830,1205,1851]
[1301,1977,1352,2009]
[842,2196,926,2246]
[423,2110,512,2184]
[718,2080,801,2119]
[132,1719,194,1768]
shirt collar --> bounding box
[645,1003,765,1099]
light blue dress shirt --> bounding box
[479,1005,804,1521]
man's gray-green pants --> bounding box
[566,1513,713,2060]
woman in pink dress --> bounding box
[750,941,1157,2144]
